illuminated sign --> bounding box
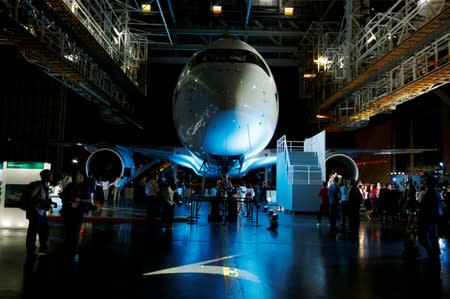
[6,161,45,169]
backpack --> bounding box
[18,181,40,211]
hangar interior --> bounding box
[0,0,449,184]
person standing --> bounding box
[208,181,221,222]
[327,169,337,188]
[112,176,124,201]
[260,182,268,205]
[348,178,363,233]
[339,179,350,231]
[417,174,443,262]
[316,181,329,227]
[85,172,97,203]
[237,180,247,216]
[25,169,54,258]
[161,176,176,232]
[60,168,92,262]
[328,176,341,232]
[97,179,112,201]
[444,186,450,228]
[244,183,255,219]
[146,173,160,220]
[378,183,391,222]
[405,182,418,231]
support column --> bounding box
[409,119,414,172]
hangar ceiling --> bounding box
[0,0,449,131]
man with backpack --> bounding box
[24,169,54,258]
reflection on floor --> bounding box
[1,198,449,299]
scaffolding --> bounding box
[305,0,450,130]
[0,0,168,126]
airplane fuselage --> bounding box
[173,39,279,174]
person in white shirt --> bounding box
[112,176,125,201]
[238,180,247,216]
[246,184,256,218]
[97,179,113,201]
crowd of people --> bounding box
[24,168,170,262]
[317,175,362,233]
[24,166,448,264]
[24,168,96,263]
[143,175,270,225]
[317,171,448,262]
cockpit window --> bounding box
[189,49,270,77]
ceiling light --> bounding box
[141,4,152,13]
[212,5,222,15]
[303,73,316,78]
[284,7,294,16]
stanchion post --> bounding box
[187,198,196,224]
[222,195,228,226]
[255,201,261,226]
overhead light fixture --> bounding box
[71,2,79,12]
[212,5,222,15]
[314,56,328,66]
[141,4,152,13]
[284,7,294,16]
[303,73,316,78]
[316,114,329,119]
[366,31,376,44]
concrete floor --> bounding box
[0,200,449,299]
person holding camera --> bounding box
[25,169,54,258]
[60,168,93,262]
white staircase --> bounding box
[276,135,324,213]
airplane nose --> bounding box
[202,109,255,156]
[175,65,276,158]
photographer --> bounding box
[60,168,93,262]
[25,169,54,258]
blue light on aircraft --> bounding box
[85,39,279,179]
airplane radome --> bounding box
[85,39,279,179]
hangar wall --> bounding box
[0,46,66,175]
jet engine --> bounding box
[85,147,135,181]
[325,153,359,181]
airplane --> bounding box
[84,38,279,180]
[81,39,439,184]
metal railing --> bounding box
[277,136,322,185]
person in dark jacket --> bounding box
[25,169,54,257]
[348,178,363,233]
[328,176,341,232]
[60,168,92,262]
[417,174,443,262]
[316,181,329,227]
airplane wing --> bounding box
[131,146,204,175]
[133,146,277,177]
[326,148,439,157]
[82,144,277,180]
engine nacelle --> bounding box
[325,153,359,181]
[85,147,135,181]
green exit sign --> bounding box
[6,161,46,169]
